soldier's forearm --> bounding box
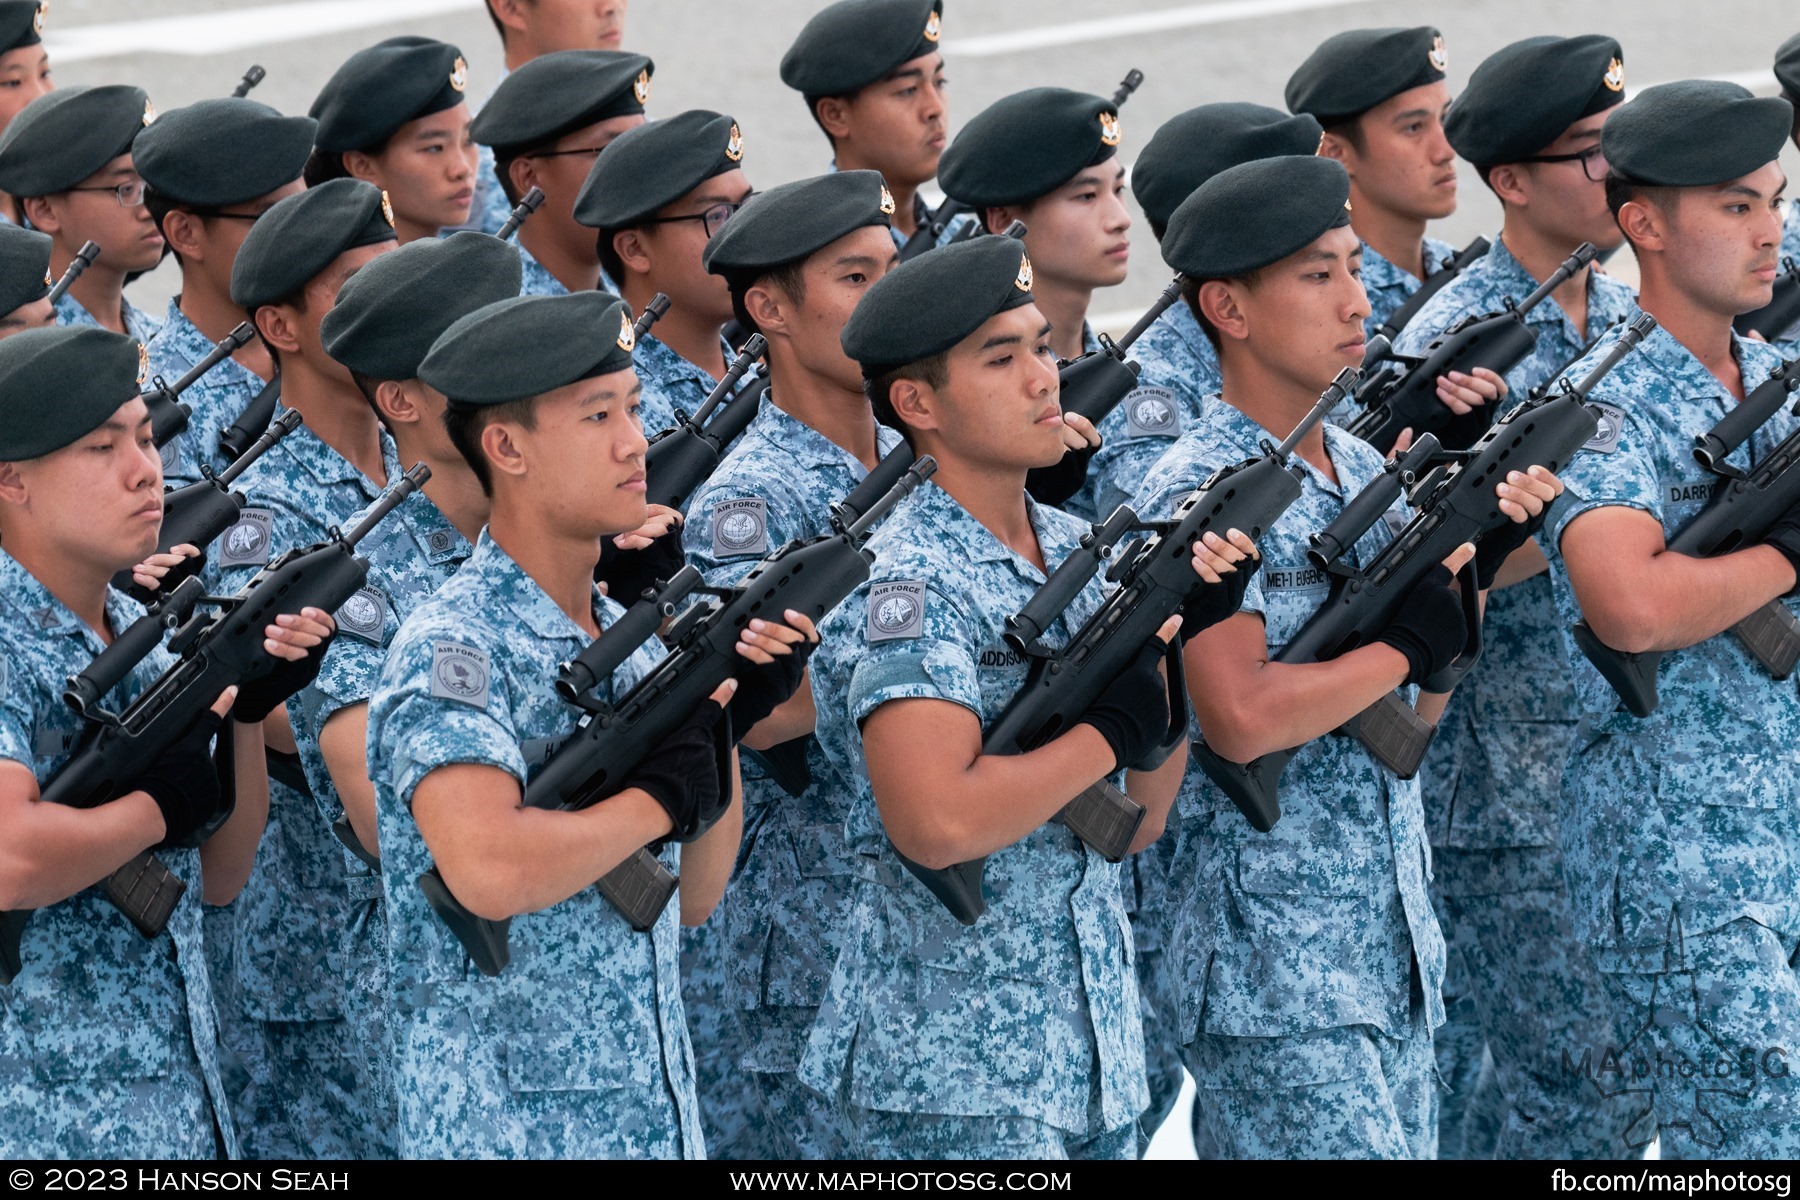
[198,719,270,905]
[679,753,743,926]
[0,775,166,912]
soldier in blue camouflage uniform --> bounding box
[370,289,813,1158]
[1135,155,1562,1158]
[1770,36,1800,350]
[135,98,311,490]
[0,84,161,342]
[1285,27,1462,343]
[206,178,400,1159]
[1540,81,1800,1159]
[0,2,51,227]
[577,108,756,438]
[472,50,650,297]
[800,235,1252,1159]
[0,222,54,337]
[681,168,903,1158]
[0,325,329,1158]
[1391,36,1642,1161]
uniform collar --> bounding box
[1158,299,1211,361]
[468,527,609,641]
[269,406,401,495]
[910,476,1063,575]
[395,486,471,569]
[635,329,729,391]
[756,392,902,471]
[516,240,571,297]
[1361,236,1455,291]
[1209,393,1363,499]
[1622,305,1784,394]
[0,547,137,651]
[152,302,261,388]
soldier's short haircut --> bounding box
[863,350,949,446]
[445,394,540,495]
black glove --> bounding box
[1077,636,1172,772]
[1473,506,1549,591]
[1024,443,1097,507]
[728,636,816,739]
[596,524,686,606]
[626,699,733,843]
[231,631,335,723]
[136,709,229,848]
[1762,500,1800,596]
[1180,553,1260,640]
[1375,565,1468,686]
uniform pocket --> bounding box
[1236,839,1378,898]
[504,1028,656,1093]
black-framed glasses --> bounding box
[68,177,148,208]
[640,198,752,240]
[1516,144,1609,183]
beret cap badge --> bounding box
[1604,57,1625,92]
[33,1,44,34]
[141,98,157,127]
[615,309,635,352]
[923,10,941,43]
[634,69,652,105]
[878,183,896,215]
[1428,34,1448,73]
[1015,253,1033,292]
[136,342,149,386]
[380,190,396,228]
[449,56,469,93]
[1098,111,1122,147]
[41,269,50,287]
[725,121,744,162]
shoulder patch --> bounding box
[430,641,491,709]
[866,580,926,643]
[334,586,388,646]
[1123,386,1180,438]
[1584,401,1626,454]
[710,497,768,557]
[217,507,274,568]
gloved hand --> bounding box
[1762,498,1800,596]
[596,526,687,606]
[1180,555,1260,640]
[729,638,816,740]
[626,699,733,843]
[1472,511,1547,590]
[1375,565,1467,686]
[1077,636,1172,772]
[232,631,335,723]
[136,709,230,848]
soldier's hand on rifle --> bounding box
[1475,465,1565,589]
[128,542,203,595]
[1181,528,1261,640]
[231,607,338,722]
[1435,366,1508,415]
[1058,411,1101,454]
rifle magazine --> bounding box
[1733,601,1800,680]
[1351,692,1436,780]
[1056,780,1145,861]
[596,849,679,932]
[103,852,185,939]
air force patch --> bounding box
[1584,401,1625,454]
[430,641,491,708]
[867,580,926,643]
[334,586,388,645]
[711,497,767,557]
[1123,386,1179,438]
[218,508,274,569]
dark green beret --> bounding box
[575,110,743,230]
[136,99,316,208]
[1445,36,1625,167]
[322,233,523,382]
[1133,103,1323,232]
[0,2,44,55]
[1163,155,1352,280]
[841,233,1034,372]
[1776,32,1800,100]
[1603,80,1794,188]
[1285,26,1447,123]
[0,85,154,198]
[421,291,638,409]
[938,87,1120,208]
[311,37,470,155]
[0,326,143,461]
[231,178,397,309]
[0,223,50,316]
[703,169,891,278]
[780,0,942,97]
[471,50,653,154]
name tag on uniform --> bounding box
[977,644,1024,669]
[1261,564,1330,592]
[1584,402,1626,454]
[33,720,80,758]
[430,641,491,709]
[1124,386,1180,438]
[334,586,387,646]
[1666,478,1717,506]
[866,580,926,643]
[710,498,768,557]
[217,507,274,569]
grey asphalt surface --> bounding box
[44,0,1800,319]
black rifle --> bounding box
[231,65,266,98]
[1369,236,1491,345]
[142,321,259,449]
[903,373,1348,924]
[643,333,768,510]
[1026,276,1186,507]
[418,458,937,976]
[631,293,671,342]
[216,374,281,463]
[112,410,306,604]
[1735,258,1800,343]
[46,241,101,306]
[898,195,970,263]
[1348,243,1600,454]
[1195,313,1657,831]
[1574,355,1800,716]
[1111,68,1145,107]
[0,465,429,986]
[496,186,545,241]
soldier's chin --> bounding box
[595,493,648,536]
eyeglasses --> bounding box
[1516,144,1609,183]
[641,198,752,240]
[68,177,148,208]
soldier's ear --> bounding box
[160,209,207,263]
[1616,196,1669,255]
[983,205,1019,236]
[814,95,854,143]
[1486,163,1530,209]
[480,418,528,482]
[375,379,421,427]
[1317,130,1356,172]
[612,228,652,276]
[0,459,25,506]
[20,195,59,236]
[888,376,940,436]
[341,149,384,189]
[1197,279,1249,344]
[252,303,302,356]
[742,282,788,338]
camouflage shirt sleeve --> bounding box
[374,622,527,810]
[845,578,982,726]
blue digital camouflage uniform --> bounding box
[681,398,905,1159]
[1394,237,1640,1160]
[1132,400,1446,1160]
[798,483,1147,1160]
[210,413,403,1159]
[1771,201,1800,349]
[468,146,512,237]
[1361,235,1456,343]
[1541,314,1800,1158]
[290,487,475,1159]
[367,529,704,1159]
[516,240,569,298]
[633,330,737,441]
[53,290,160,343]
[143,301,272,490]
[0,550,240,1159]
